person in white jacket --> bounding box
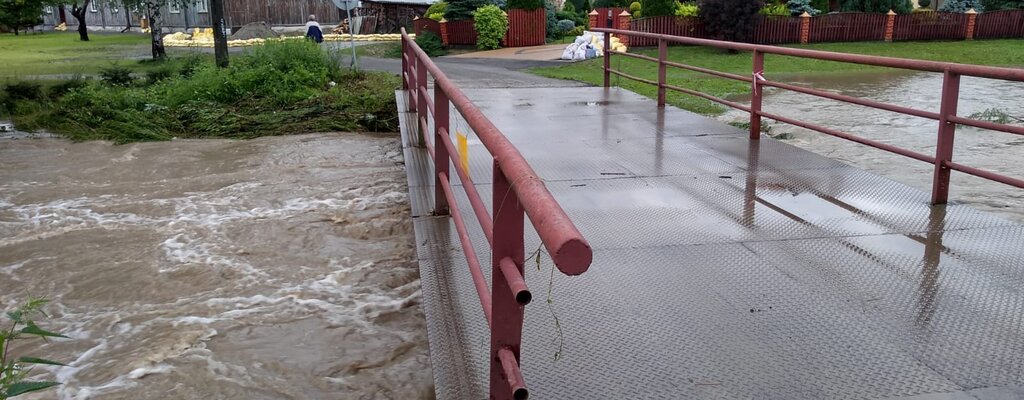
[305,14,324,43]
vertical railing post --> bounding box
[401,38,408,91]
[490,163,526,400]
[416,55,428,146]
[603,31,611,88]
[434,86,450,215]
[750,50,764,140]
[406,51,416,113]
[931,70,960,205]
[657,38,667,107]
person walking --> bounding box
[305,14,324,43]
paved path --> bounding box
[398,86,1024,399]
[357,55,580,88]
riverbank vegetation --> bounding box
[530,39,1024,115]
[1,40,399,143]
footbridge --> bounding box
[396,28,1024,399]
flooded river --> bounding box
[723,69,1024,221]
[0,133,433,399]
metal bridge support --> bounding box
[490,163,529,400]
[931,71,960,205]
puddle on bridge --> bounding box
[722,69,1024,221]
[0,133,433,399]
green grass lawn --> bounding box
[530,39,1024,115]
[0,32,210,78]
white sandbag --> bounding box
[573,46,587,61]
[561,43,578,60]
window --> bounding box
[196,0,209,13]
[89,2,98,12]
[169,3,181,13]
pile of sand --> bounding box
[230,22,280,40]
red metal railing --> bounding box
[400,27,593,400]
[595,27,1024,204]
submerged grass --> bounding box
[3,40,400,143]
[530,39,1024,115]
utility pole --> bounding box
[211,0,229,67]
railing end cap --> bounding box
[552,238,593,276]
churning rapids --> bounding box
[0,133,433,399]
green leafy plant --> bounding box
[629,1,643,14]
[473,5,509,50]
[786,0,821,14]
[426,1,448,20]
[146,65,176,85]
[415,31,447,57]
[675,1,700,16]
[981,0,1023,10]
[760,3,790,14]
[47,76,89,100]
[1,297,69,399]
[446,0,489,20]
[99,65,135,87]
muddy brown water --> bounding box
[0,133,433,399]
[722,69,1024,222]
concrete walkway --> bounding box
[399,86,1024,399]
[444,44,571,61]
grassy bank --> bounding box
[530,39,1024,115]
[0,32,192,77]
[3,40,399,143]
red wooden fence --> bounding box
[505,8,546,47]
[808,12,886,42]
[974,9,1024,39]
[446,19,479,45]
[628,16,704,46]
[753,15,803,44]
[414,17,441,37]
[892,12,969,41]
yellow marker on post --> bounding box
[456,131,469,173]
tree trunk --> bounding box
[71,1,90,41]
[211,0,229,67]
[147,2,166,59]
[122,1,133,32]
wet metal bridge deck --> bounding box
[397,87,1024,399]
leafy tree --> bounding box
[593,0,631,8]
[0,0,45,35]
[446,0,488,20]
[840,0,911,13]
[698,0,762,43]
[426,1,447,20]
[938,0,983,11]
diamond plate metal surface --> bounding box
[396,89,1024,399]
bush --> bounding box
[473,5,509,50]
[48,76,89,99]
[982,0,1023,10]
[146,65,176,85]
[3,81,43,101]
[917,0,931,6]
[642,0,678,16]
[508,0,543,9]
[446,0,489,20]
[546,1,560,39]
[676,1,700,15]
[564,1,577,12]
[568,25,586,37]
[415,31,447,57]
[841,0,911,13]
[786,0,821,14]
[699,0,762,42]
[99,65,135,86]
[630,1,642,13]
[594,0,631,7]
[426,1,448,20]
[557,19,576,34]
[178,55,206,78]
[939,0,983,11]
